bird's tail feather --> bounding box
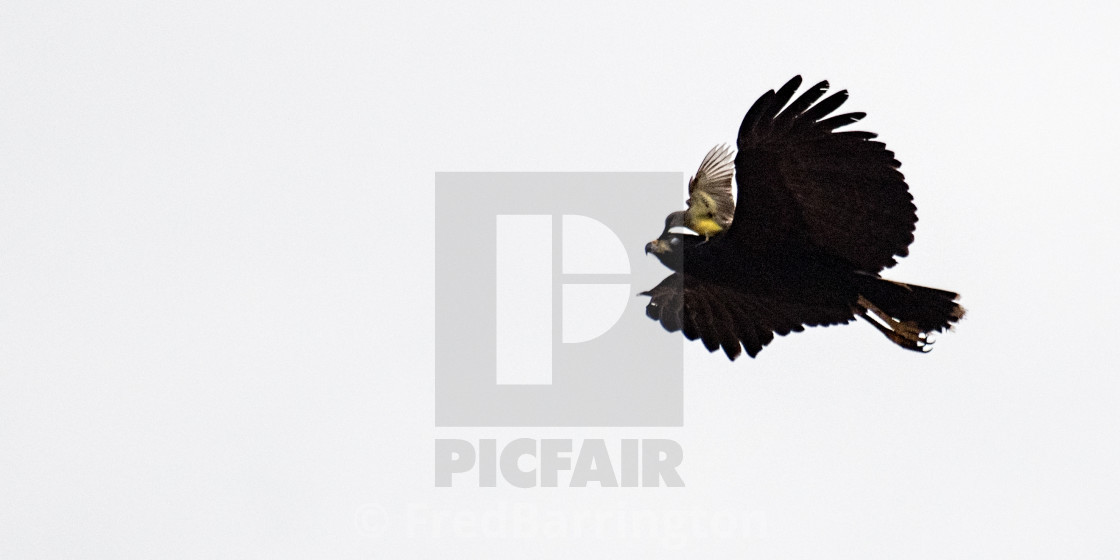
[853,276,965,352]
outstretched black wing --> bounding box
[728,76,916,273]
[641,273,857,360]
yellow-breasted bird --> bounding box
[675,144,737,241]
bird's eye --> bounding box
[669,237,680,245]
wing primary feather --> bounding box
[681,305,700,340]
[703,293,742,359]
[691,144,735,189]
[722,338,741,361]
[800,90,849,124]
[816,112,866,131]
[661,293,683,332]
[689,288,723,353]
[838,130,878,140]
[715,309,742,360]
[756,76,803,133]
[738,90,775,144]
[727,298,763,358]
[775,79,829,129]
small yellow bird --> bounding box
[682,144,736,240]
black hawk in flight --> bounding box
[642,76,964,360]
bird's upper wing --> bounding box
[727,76,916,272]
[641,272,857,360]
[685,144,736,228]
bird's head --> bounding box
[645,211,694,271]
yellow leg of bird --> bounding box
[856,296,932,352]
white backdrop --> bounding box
[2,1,1118,557]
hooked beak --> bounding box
[645,240,660,255]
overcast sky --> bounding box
[2,1,1118,558]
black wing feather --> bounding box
[727,78,916,272]
[798,90,849,125]
[776,80,829,124]
[755,76,803,134]
[641,273,857,360]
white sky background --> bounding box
[2,1,1118,558]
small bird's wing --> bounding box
[641,273,856,360]
[685,144,737,229]
[727,76,916,273]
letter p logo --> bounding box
[435,173,684,427]
[496,214,631,385]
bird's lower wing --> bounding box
[640,272,857,360]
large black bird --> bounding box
[642,76,964,360]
